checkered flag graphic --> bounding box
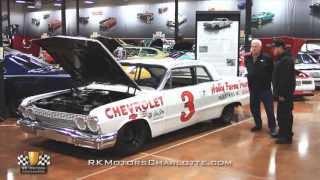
[37,154,51,166]
[17,155,29,166]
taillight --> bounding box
[296,71,309,79]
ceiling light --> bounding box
[16,0,27,3]
[27,5,36,9]
[84,0,95,4]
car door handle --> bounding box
[200,90,206,96]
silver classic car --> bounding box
[203,18,232,30]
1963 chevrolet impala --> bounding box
[17,36,249,155]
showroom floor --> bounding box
[1,93,320,180]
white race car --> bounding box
[17,36,249,155]
[295,52,320,88]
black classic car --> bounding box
[43,14,50,19]
[137,12,154,24]
[32,18,40,26]
[310,3,320,12]
[3,49,72,114]
[158,7,168,14]
[79,17,89,25]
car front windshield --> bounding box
[255,13,264,17]
[121,63,167,89]
[296,54,317,64]
[10,54,50,69]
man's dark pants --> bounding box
[250,89,276,130]
[0,76,6,119]
[277,98,294,139]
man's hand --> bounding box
[279,96,286,102]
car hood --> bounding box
[34,36,140,90]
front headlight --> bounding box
[86,117,100,133]
[26,108,36,120]
[18,106,26,116]
[20,106,36,120]
[74,118,87,131]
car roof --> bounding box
[121,59,202,68]
[120,59,222,80]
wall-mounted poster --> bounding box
[196,11,240,76]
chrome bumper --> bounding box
[17,118,117,150]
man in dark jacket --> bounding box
[0,57,6,121]
[272,39,296,144]
[245,39,276,136]
[173,36,193,51]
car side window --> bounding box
[126,48,139,57]
[164,67,196,89]
[196,67,213,83]
[140,48,157,57]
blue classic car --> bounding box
[3,49,72,114]
[252,12,275,24]
[237,0,246,10]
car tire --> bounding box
[214,25,219,29]
[220,105,235,123]
[8,98,19,117]
[114,120,149,156]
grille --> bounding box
[302,81,313,85]
[310,72,320,78]
[30,106,88,129]
[296,81,301,86]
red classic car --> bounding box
[99,17,117,30]
[48,20,62,32]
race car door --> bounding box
[161,66,205,133]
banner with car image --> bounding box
[196,11,240,76]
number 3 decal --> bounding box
[180,91,195,122]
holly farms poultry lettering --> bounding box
[105,96,164,119]
[211,82,248,94]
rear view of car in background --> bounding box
[295,52,320,88]
[294,70,315,97]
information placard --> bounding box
[196,11,240,76]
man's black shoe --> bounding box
[271,134,279,138]
[276,138,292,144]
[250,126,262,132]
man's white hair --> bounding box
[251,39,262,47]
